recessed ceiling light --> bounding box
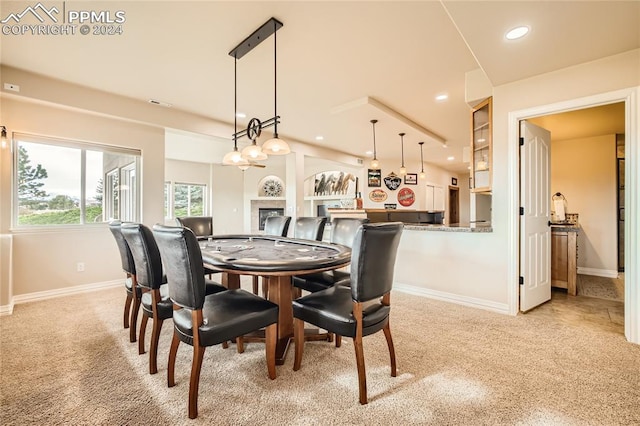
[435,94,448,101]
[442,143,448,149]
[467,166,471,170]
[447,156,455,161]
[236,112,246,118]
[506,26,529,40]
[365,150,373,156]
[315,136,324,141]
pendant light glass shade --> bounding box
[241,140,268,161]
[223,145,250,167]
[419,141,426,179]
[370,119,380,169]
[399,132,406,176]
[262,135,290,155]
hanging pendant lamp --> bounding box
[223,57,250,168]
[399,132,407,176]
[261,20,290,155]
[419,141,426,179]
[370,119,380,169]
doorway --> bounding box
[510,89,637,343]
[448,186,459,224]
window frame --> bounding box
[164,181,208,220]
[12,132,141,229]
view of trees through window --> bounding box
[165,182,206,219]
[14,136,140,226]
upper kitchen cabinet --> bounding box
[470,97,492,193]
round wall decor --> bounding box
[369,189,388,202]
[258,175,285,197]
[397,187,415,207]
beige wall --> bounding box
[0,97,165,299]
[552,134,617,273]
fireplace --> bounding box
[258,208,285,230]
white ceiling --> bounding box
[1,1,638,173]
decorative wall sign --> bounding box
[368,169,381,187]
[369,189,388,202]
[258,175,285,197]
[404,173,417,185]
[384,203,397,210]
[312,171,356,196]
[397,187,416,207]
[452,177,458,186]
[383,172,402,191]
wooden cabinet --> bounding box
[470,97,492,192]
[551,230,578,295]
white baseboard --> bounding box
[10,280,122,307]
[394,282,512,315]
[577,267,619,279]
[0,303,14,316]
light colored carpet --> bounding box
[1,286,640,425]
[577,274,625,301]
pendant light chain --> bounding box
[273,22,278,137]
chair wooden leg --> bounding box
[188,345,205,419]
[149,318,164,374]
[236,336,244,354]
[222,341,229,349]
[262,277,269,299]
[382,323,397,377]
[168,332,180,387]
[293,318,305,371]
[252,276,259,295]
[353,302,367,404]
[124,292,132,329]
[265,323,277,380]
[129,294,141,343]
[353,334,367,405]
[138,314,148,354]
[336,335,342,348]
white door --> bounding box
[520,120,552,311]
[425,185,435,210]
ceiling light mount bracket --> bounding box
[228,17,283,60]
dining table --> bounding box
[199,234,351,364]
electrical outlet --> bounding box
[4,83,20,92]
[77,262,85,272]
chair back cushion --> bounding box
[263,215,291,237]
[350,222,404,302]
[176,216,213,237]
[153,225,206,310]
[294,217,327,241]
[121,223,165,290]
[330,217,369,248]
[108,220,135,274]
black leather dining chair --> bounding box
[293,217,368,294]
[153,224,279,419]
[254,215,292,295]
[293,216,327,241]
[176,216,217,278]
[108,220,142,343]
[122,223,227,375]
[175,216,213,239]
[292,222,404,405]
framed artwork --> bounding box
[452,177,458,186]
[404,173,417,185]
[384,172,402,191]
[367,169,381,187]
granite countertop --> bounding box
[550,223,581,232]
[403,222,493,233]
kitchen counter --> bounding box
[551,223,580,295]
[403,223,493,233]
[550,223,580,232]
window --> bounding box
[164,182,207,219]
[13,133,141,227]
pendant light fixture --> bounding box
[262,20,290,155]
[370,119,380,169]
[223,57,251,168]
[399,132,407,176]
[226,18,288,164]
[419,141,426,179]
